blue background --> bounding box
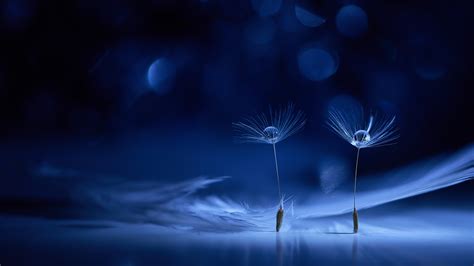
[0,0,473,265]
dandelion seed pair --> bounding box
[233,104,398,233]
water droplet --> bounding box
[264,126,280,143]
[352,130,371,147]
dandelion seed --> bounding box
[326,105,398,233]
[233,104,306,232]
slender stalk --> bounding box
[353,148,360,233]
[272,143,282,205]
[353,148,360,209]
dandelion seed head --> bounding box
[233,104,306,145]
[327,106,398,149]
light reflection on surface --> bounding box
[1,207,472,265]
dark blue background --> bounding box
[1,0,473,152]
[0,0,473,265]
[1,0,473,216]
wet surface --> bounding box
[1,206,472,266]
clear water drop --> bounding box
[264,126,280,143]
[352,130,371,147]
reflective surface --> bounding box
[1,207,472,265]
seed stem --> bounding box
[353,148,360,210]
[272,143,282,205]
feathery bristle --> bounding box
[233,104,306,145]
[326,107,398,149]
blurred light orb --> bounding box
[294,6,325,27]
[251,0,282,17]
[147,58,176,94]
[264,126,280,143]
[336,5,368,37]
[298,48,338,81]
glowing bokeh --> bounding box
[251,0,282,17]
[336,5,368,37]
[147,58,176,94]
[294,6,325,28]
[298,48,338,81]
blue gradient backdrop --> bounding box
[0,0,473,265]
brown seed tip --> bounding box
[353,207,359,233]
[276,206,284,232]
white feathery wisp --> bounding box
[233,104,306,145]
[327,107,398,149]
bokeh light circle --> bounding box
[298,48,338,81]
[336,5,368,37]
[147,58,176,94]
[294,5,325,28]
